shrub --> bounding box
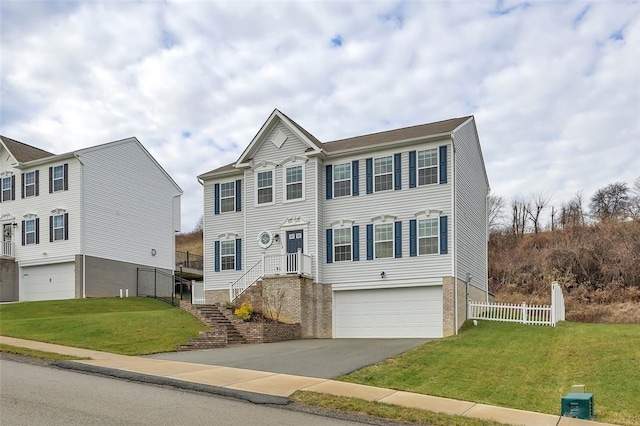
[234,301,254,321]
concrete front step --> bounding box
[178,303,248,350]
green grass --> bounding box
[291,391,509,426]
[341,321,640,426]
[0,343,88,361]
[0,297,208,355]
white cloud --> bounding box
[1,0,638,231]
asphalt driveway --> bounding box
[148,339,429,379]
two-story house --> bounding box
[198,109,489,338]
[0,136,182,302]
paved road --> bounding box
[149,338,429,379]
[0,359,367,426]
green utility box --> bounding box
[561,393,594,420]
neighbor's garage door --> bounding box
[21,262,76,301]
[334,286,443,338]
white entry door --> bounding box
[333,286,443,338]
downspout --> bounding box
[451,136,458,334]
[74,153,86,298]
[315,158,319,284]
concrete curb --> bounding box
[53,360,292,406]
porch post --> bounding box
[297,248,302,274]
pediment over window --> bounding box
[330,219,355,228]
[414,209,443,219]
[281,215,310,228]
[371,214,397,223]
[217,232,239,240]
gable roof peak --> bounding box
[0,135,55,163]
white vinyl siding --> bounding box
[452,120,489,291]
[323,145,452,286]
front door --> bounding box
[286,230,303,272]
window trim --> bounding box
[255,167,275,206]
[333,226,352,262]
[220,240,236,271]
[219,181,236,213]
[24,171,37,198]
[373,222,394,259]
[333,162,351,198]
[417,217,439,255]
[52,165,65,192]
[283,161,305,203]
[24,218,37,245]
[373,155,393,193]
[417,148,438,186]
[1,175,13,201]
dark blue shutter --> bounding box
[48,167,52,193]
[440,216,448,254]
[352,160,359,196]
[11,175,15,200]
[21,220,25,245]
[63,164,68,190]
[365,158,373,194]
[394,153,402,190]
[214,241,220,272]
[49,216,53,242]
[326,165,333,199]
[409,219,417,257]
[35,218,39,244]
[235,239,242,270]
[326,229,333,263]
[394,221,402,258]
[21,173,25,198]
[35,170,39,196]
[64,213,69,240]
[439,146,447,184]
[409,151,417,188]
[352,225,359,261]
[214,183,220,215]
[366,224,373,260]
[235,180,242,212]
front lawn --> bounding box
[341,321,640,426]
[0,297,208,355]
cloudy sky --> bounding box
[1,0,638,231]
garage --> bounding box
[20,262,76,301]
[333,286,443,338]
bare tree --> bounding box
[194,215,204,232]
[561,191,586,229]
[526,191,551,234]
[511,195,529,235]
[488,194,506,232]
[590,182,630,222]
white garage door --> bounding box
[334,286,443,338]
[21,263,76,301]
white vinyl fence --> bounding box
[468,282,565,326]
[191,281,205,305]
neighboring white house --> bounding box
[198,109,490,338]
[0,136,182,302]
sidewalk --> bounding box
[0,336,616,426]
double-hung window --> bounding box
[220,182,235,213]
[257,170,273,205]
[374,156,393,192]
[333,163,351,197]
[418,149,438,185]
[418,218,438,254]
[220,240,235,270]
[24,171,36,197]
[374,223,393,258]
[24,219,37,245]
[52,214,65,241]
[52,165,65,192]
[1,176,12,201]
[285,165,303,201]
[334,228,352,261]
